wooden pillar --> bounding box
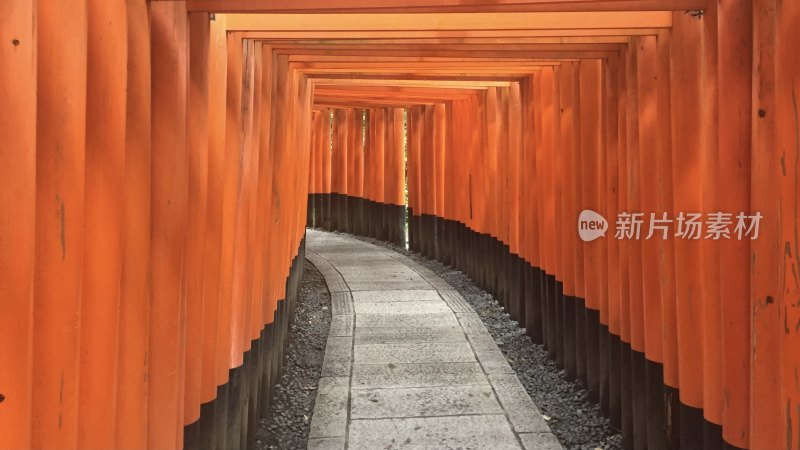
[774,3,800,447]
[200,11,227,406]
[79,1,128,447]
[0,2,36,448]
[183,11,211,430]
[31,1,88,448]
[116,2,153,447]
[670,11,706,447]
[749,1,786,448]
[715,1,753,446]
[148,2,188,448]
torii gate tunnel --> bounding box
[1,1,799,449]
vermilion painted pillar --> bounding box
[716,1,752,447]
[655,27,679,395]
[184,11,211,429]
[700,4,723,439]
[32,1,88,448]
[654,28,681,447]
[749,1,785,448]
[580,58,604,403]
[775,2,800,447]
[201,12,227,403]
[0,2,35,448]
[670,11,706,447]
[603,56,623,429]
[116,2,152,447]
[148,2,188,448]
[79,1,128,447]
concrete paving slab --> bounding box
[353,342,476,364]
[350,385,503,419]
[347,415,522,450]
[351,362,487,390]
[308,377,349,439]
[356,312,458,328]
[330,292,353,315]
[351,289,441,303]
[321,336,353,377]
[456,312,491,336]
[306,231,558,450]
[353,301,451,315]
[306,437,345,450]
[354,326,466,344]
[489,374,551,433]
[322,274,349,293]
[472,344,515,374]
[347,279,433,291]
[519,433,564,450]
[329,314,354,337]
[438,289,474,313]
[342,273,425,284]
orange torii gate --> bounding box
[1,1,799,450]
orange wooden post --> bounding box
[435,103,448,260]
[353,109,365,235]
[116,2,153,447]
[653,27,680,447]
[372,109,386,237]
[556,63,576,374]
[407,107,421,250]
[775,2,800,447]
[183,11,211,430]
[245,41,265,354]
[308,110,319,227]
[148,2,189,448]
[579,59,604,402]
[418,105,433,256]
[79,1,128,447]
[508,83,523,321]
[670,11,706,446]
[603,55,623,428]
[715,1,752,446]
[346,108,357,233]
[541,66,561,364]
[309,110,321,227]
[0,2,36,448]
[231,39,257,363]
[200,12,227,405]
[441,101,462,260]
[623,39,648,448]
[633,34,667,446]
[700,4,723,439]
[322,109,333,230]
[31,1,88,448]
[655,27,678,385]
[749,1,786,448]
[615,48,633,444]
[216,31,244,395]
[522,74,542,344]
[335,108,349,231]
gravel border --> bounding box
[346,232,623,450]
[256,260,332,450]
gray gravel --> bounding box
[256,260,331,450]
[348,232,623,450]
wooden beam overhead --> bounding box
[222,11,672,32]
[311,78,514,88]
[188,0,705,13]
[239,29,660,38]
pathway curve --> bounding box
[305,230,562,450]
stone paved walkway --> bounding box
[305,230,562,450]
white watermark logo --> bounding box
[578,210,609,242]
[578,210,762,242]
